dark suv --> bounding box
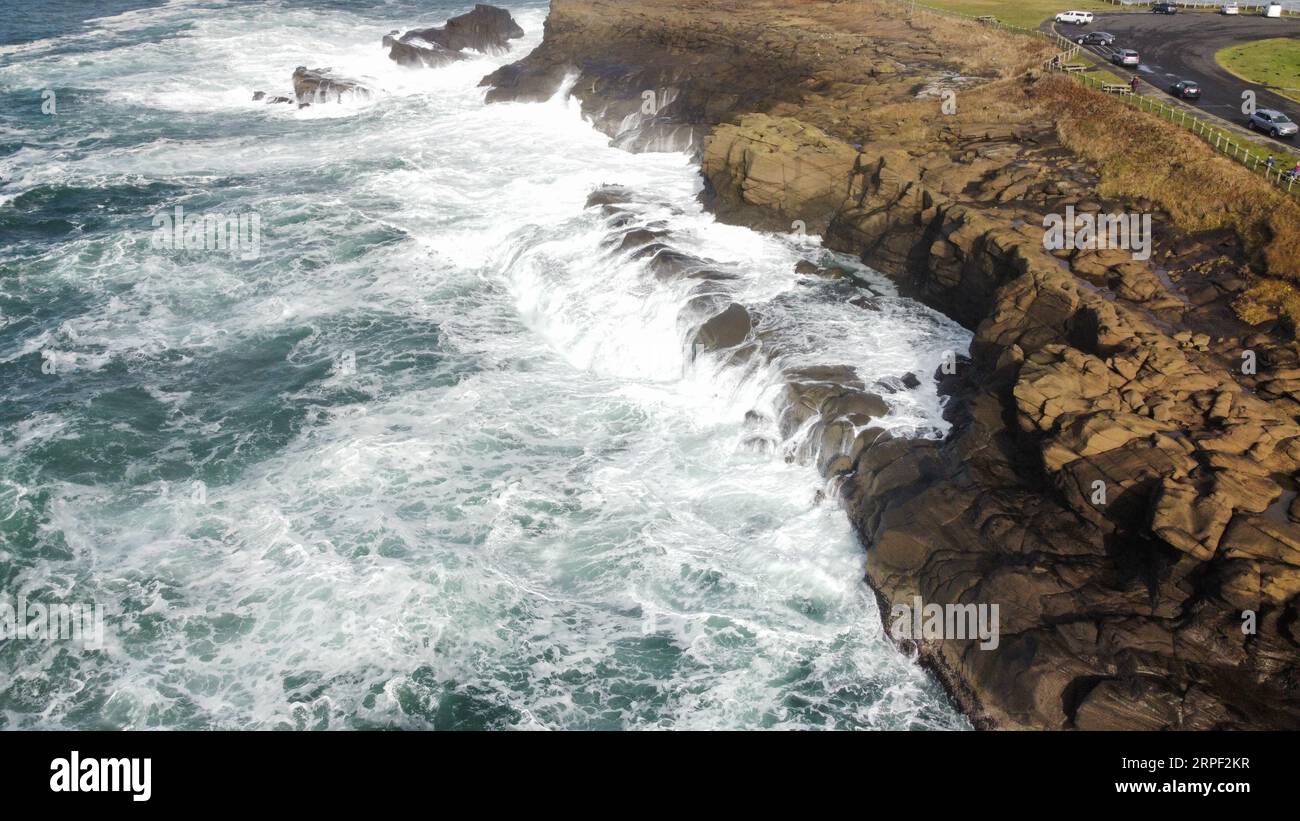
[1076,31,1116,46]
[1153,2,1178,12]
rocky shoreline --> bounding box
[484,0,1300,729]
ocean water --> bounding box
[0,0,971,730]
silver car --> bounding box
[1110,49,1140,67]
[1249,109,1299,139]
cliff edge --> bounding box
[484,0,1300,729]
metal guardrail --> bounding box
[1043,52,1299,195]
[888,0,1299,196]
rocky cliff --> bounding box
[484,0,1300,729]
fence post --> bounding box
[892,0,1296,199]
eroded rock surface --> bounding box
[490,0,1300,729]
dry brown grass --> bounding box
[857,0,1055,76]
[856,74,1040,144]
[1234,279,1300,332]
[1036,76,1300,279]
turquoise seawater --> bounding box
[0,0,970,729]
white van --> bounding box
[1055,10,1095,24]
[1221,2,1240,14]
[1265,2,1283,17]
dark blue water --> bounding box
[0,0,164,46]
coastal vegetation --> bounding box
[1217,37,1300,103]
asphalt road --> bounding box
[1052,12,1300,149]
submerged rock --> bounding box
[585,184,636,208]
[291,67,372,104]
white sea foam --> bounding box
[0,1,970,729]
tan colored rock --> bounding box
[703,114,859,233]
[1150,479,1233,560]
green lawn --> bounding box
[1217,38,1300,104]
[915,0,1122,30]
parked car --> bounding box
[1221,2,1240,14]
[1055,10,1094,25]
[1248,109,1299,138]
[1169,79,1201,99]
[1111,48,1141,67]
[1076,31,1116,45]
[1152,2,1178,12]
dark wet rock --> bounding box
[478,2,778,154]
[816,420,856,474]
[821,391,888,426]
[607,228,667,252]
[292,67,372,104]
[685,269,740,282]
[645,248,706,281]
[631,242,718,281]
[826,454,856,476]
[784,365,863,389]
[253,91,293,104]
[877,372,922,394]
[388,38,468,69]
[852,426,885,457]
[779,376,872,439]
[481,61,570,105]
[692,302,751,354]
[848,294,881,311]
[389,4,524,67]
[586,185,636,208]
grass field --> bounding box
[916,0,1119,29]
[1217,38,1300,104]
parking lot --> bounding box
[1051,11,1300,150]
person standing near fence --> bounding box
[1130,75,1140,94]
